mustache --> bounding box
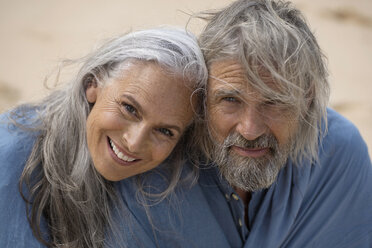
[221,132,278,150]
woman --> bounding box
[0,27,207,247]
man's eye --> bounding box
[123,103,137,115]
[262,100,291,113]
[222,97,238,103]
[264,99,277,106]
[263,99,289,108]
[157,128,173,137]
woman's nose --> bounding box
[121,123,148,153]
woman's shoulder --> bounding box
[0,109,39,191]
[0,111,45,247]
[0,110,38,169]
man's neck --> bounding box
[234,187,250,206]
[234,187,252,227]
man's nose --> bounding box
[236,105,266,141]
[122,124,148,153]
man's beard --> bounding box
[211,132,291,192]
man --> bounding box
[114,0,372,247]
[193,0,372,247]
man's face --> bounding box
[207,60,299,191]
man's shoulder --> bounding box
[326,108,364,143]
[306,108,372,206]
[315,108,370,176]
[323,108,369,156]
[268,109,372,247]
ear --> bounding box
[86,85,98,104]
[84,75,98,104]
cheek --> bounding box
[86,111,98,147]
[88,108,126,134]
[150,142,177,164]
[268,118,298,145]
[85,113,101,169]
[207,107,236,142]
[85,111,110,167]
[85,107,121,154]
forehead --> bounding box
[112,62,194,125]
[208,60,278,97]
[208,60,252,100]
[209,60,247,87]
[114,62,183,92]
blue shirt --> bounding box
[0,113,44,247]
[1,109,372,247]
[114,109,372,247]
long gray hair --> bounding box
[197,0,330,164]
[13,27,207,247]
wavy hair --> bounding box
[13,27,207,247]
[197,0,330,164]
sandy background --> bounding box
[0,0,371,154]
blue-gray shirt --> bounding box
[1,109,372,247]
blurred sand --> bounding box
[0,0,371,154]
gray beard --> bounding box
[211,132,291,192]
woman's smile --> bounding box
[107,137,140,166]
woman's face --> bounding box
[85,62,195,181]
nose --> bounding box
[121,123,148,153]
[236,105,266,141]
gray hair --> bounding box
[14,27,207,247]
[197,0,330,164]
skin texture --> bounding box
[207,59,298,157]
[85,61,194,181]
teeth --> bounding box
[109,139,136,162]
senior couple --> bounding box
[1,0,371,247]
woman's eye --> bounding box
[123,103,137,115]
[157,128,173,137]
